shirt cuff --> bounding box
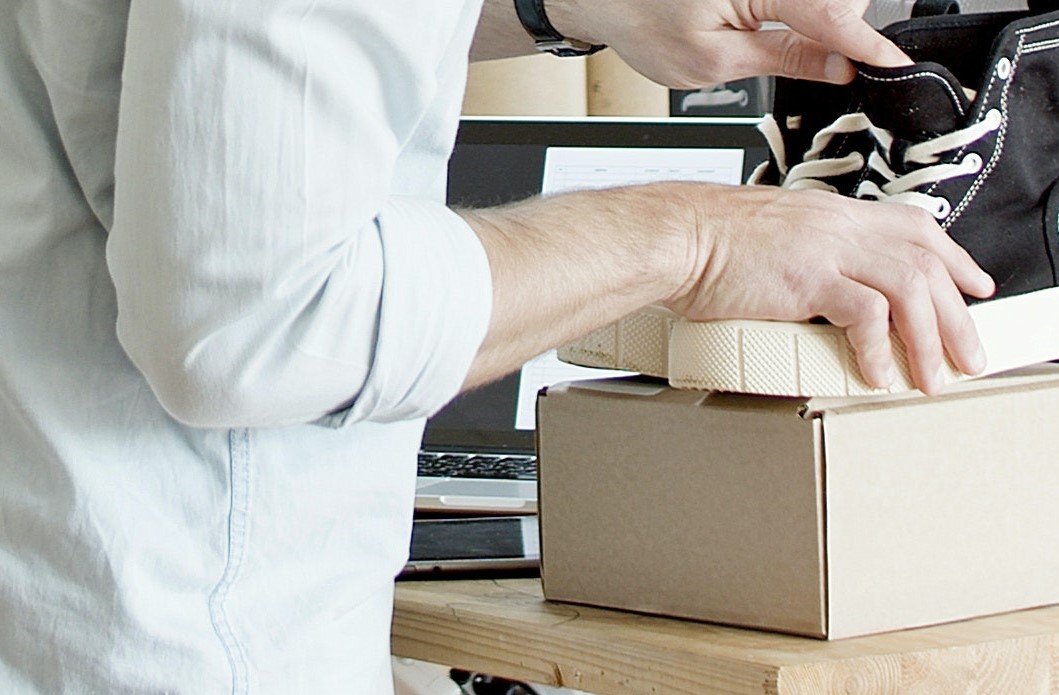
[315,197,493,428]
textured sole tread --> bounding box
[558,288,1059,397]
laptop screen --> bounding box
[423,118,769,454]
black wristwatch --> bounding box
[513,0,606,57]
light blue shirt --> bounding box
[1,0,491,691]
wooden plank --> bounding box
[393,579,1059,694]
[392,579,779,694]
[778,635,1058,694]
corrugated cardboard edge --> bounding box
[535,385,548,596]
[812,416,829,638]
[803,364,1059,417]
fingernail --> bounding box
[825,53,853,83]
[885,364,898,386]
[933,364,948,392]
[982,274,997,296]
[974,271,995,297]
[970,344,987,374]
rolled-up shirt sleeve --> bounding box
[107,0,492,428]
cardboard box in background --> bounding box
[462,50,669,118]
[536,368,1059,639]
[462,54,588,117]
[585,50,669,117]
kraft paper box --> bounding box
[536,367,1059,639]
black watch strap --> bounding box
[513,0,606,57]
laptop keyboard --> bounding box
[417,452,537,481]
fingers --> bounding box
[838,241,986,395]
[932,283,987,377]
[682,187,987,395]
[859,234,988,378]
[873,204,996,299]
[842,253,946,393]
[798,195,987,393]
[710,29,857,84]
[818,279,896,388]
[749,0,913,68]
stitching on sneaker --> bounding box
[945,19,1059,219]
[924,37,1005,197]
[1016,19,1059,35]
[943,35,1023,230]
[829,96,865,193]
[1024,37,1059,53]
[858,71,966,117]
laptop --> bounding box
[415,117,769,514]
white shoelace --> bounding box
[750,107,1003,219]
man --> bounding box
[0,0,991,690]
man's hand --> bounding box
[462,183,994,396]
[662,185,994,394]
[545,0,912,87]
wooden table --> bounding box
[392,578,1059,694]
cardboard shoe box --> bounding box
[536,367,1059,639]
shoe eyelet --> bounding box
[963,152,984,173]
[996,57,1012,80]
[984,108,1003,129]
[933,197,952,220]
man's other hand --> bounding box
[661,184,994,395]
[546,0,913,88]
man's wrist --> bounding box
[538,0,604,47]
[643,183,710,307]
[461,184,697,311]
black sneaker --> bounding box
[560,8,1059,396]
[747,76,867,194]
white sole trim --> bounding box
[557,286,1059,396]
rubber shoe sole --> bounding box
[557,305,675,379]
[557,286,1059,396]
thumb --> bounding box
[714,29,857,84]
[751,0,912,68]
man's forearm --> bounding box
[459,184,696,390]
[460,178,995,396]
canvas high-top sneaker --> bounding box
[558,8,1059,396]
[747,77,869,194]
